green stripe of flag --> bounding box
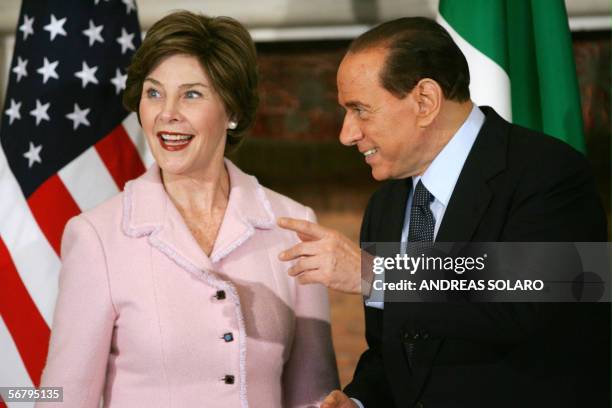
[439,0,586,153]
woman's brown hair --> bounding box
[123,11,258,150]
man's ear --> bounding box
[412,78,442,127]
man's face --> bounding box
[337,47,426,180]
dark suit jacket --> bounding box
[344,107,610,407]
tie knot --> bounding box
[413,181,434,207]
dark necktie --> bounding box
[408,180,435,243]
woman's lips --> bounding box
[157,132,194,152]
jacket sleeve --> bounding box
[343,196,394,408]
[282,206,340,408]
[37,216,116,408]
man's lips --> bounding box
[156,131,194,151]
[362,148,377,157]
[361,148,378,163]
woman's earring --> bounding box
[228,120,237,130]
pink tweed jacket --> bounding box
[38,159,339,408]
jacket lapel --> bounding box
[122,164,215,273]
[435,107,507,245]
[210,160,275,264]
[122,159,275,275]
[377,179,412,242]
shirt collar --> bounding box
[414,104,485,206]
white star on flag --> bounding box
[43,14,67,41]
[23,142,43,168]
[30,99,51,126]
[122,0,136,14]
[74,61,99,88]
[82,19,104,46]
[36,57,59,83]
[116,28,135,54]
[19,14,34,41]
[5,99,22,125]
[12,57,28,82]
[66,103,91,130]
[110,69,127,94]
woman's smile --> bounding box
[157,131,195,151]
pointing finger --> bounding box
[277,217,326,240]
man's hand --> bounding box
[320,390,358,408]
[277,217,363,294]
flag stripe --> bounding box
[122,113,155,168]
[0,149,59,327]
[95,123,146,189]
[436,15,512,122]
[0,238,50,387]
[438,0,508,71]
[59,147,119,212]
[0,317,34,408]
[27,176,81,256]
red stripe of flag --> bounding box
[95,124,146,190]
[27,175,81,256]
[0,237,50,386]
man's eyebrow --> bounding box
[344,101,371,109]
[143,78,209,89]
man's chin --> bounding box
[370,167,390,181]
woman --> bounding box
[38,11,338,408]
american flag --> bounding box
[0,1,152,404]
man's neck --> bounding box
[415,100,474,176]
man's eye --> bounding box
[185,90,202,99]
[146,88,160,98]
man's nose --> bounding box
[339,114,363,146]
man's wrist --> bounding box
[360,250,375,297]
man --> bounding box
[278,17,609,408]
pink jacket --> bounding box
[38,160,339,408]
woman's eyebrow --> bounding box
[143,78,208,89]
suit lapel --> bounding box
[376,179,412,242]
[436,107,508,244]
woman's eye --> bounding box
[146,88,160,98]
[185,90,202,99]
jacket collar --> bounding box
[122,158,275,269]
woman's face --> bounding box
[139,54,231,177]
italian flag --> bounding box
[437,0,586,153]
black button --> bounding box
[223,375,235,384]
[223,332,234,342]
[215,290,226,300]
